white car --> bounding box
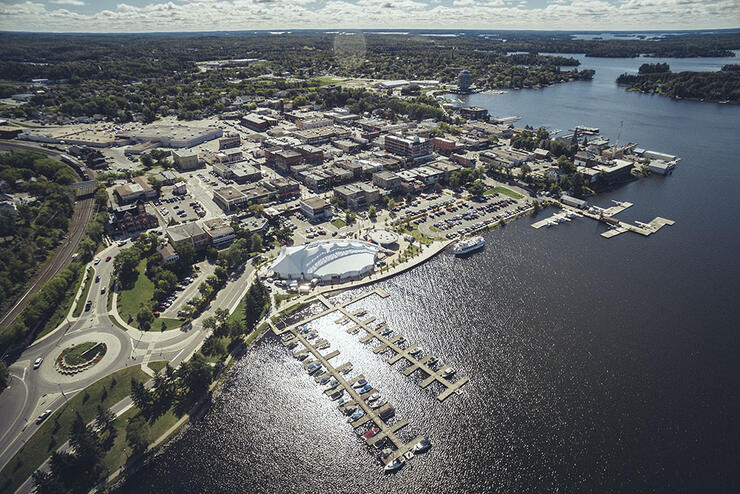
[33,358,43,369]
[93,258,100,265]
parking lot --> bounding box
[412,192,531,239]
[153,193,206,223]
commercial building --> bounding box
[114,176,156,204]
[242,114,270,132]
[298,145,324,164]
[300,197,332,222]
[561,194,587,209]
[648,159,676,175]
[334,183,381,209]
[107,202,158,233]
[266,177,300,199]
[166,222,209,250]
[459,107,488,120]
[479,147,531,168]
[213,186,248,212]
[372,170,401,191]
[232,163,262,184]
[384,135,434,163]
[219,132,241,150]
[433,137,457,153]
[202,218,236,249]
[171,150,201,171]
[271,150,302,172]
[131,125,222,148]
[270,239,379,283]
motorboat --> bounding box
[281,334,294,343]
[413,438,432,453]
[343,405,357,416]
[453,235,485,256]
[441,367,456,378]
[355,309,367,317]
[295,353,307,361]
[363,427,380,440]
[301,326,310,334]
[353,379,367,388]
[314,371,327,380]
[427,356,438,366]
[380,328,392,336]
[359,384,373,394]
[367,393,381,403]
[379,407,395,421]
[320,376,331,385]
[307,331,318,340]
[329,389,344,400]
[375,322,386,330]
[340,365,352,374]
[287,342,298,350]
[381,447,393,457]
[306,362,322,373]
[409,347,423,356]
[337,396,349,406]
[349,410,364,421]
[384,459,404,473]
[371,398,387,409]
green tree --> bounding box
[0,361,8,390]
[125,414,150,454]
[249,233,263,253]
[466,180,486,198]
[368,205,377,220]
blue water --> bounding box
[117,55,740,493]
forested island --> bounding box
[616,63,740,103]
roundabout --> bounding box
[55,341,107,375]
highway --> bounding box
[0,140,97,333]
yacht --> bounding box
[371,398,387,409]
[441,367,456,378]
[287,342,298,350]
[363,427,380,439]
[349,410,364,421]
[384,459,404,473]
[413,438,432,453]
[409,347,423,356]
[453,236,485,256]
[367,393,381,403]
[320,376,331,385]
[359,384,373,394]
[380,328,392,337]
[353,379,367,388]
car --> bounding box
[106,256,111,262]
[33,357,43,369]
[85,300,92,311]
[36,409,52,424]
[95,275,100,283]
[153,311,160,317]
[117,240,127,247]
[93,257,100,265]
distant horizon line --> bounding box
[1,27,739,36]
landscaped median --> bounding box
[72,267,95,318]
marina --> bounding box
[269,287,467,470]
[531,200,675,239]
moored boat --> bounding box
[453,235,485,256]
[384,459,404,473]
[413,438,432,453]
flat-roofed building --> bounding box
[333,139,361,154]
[334,183,381,210]
[428,160,463,182]
[171,150,201,171]
[271,150,302,172]
[479,147,531,168]
[232,163,262,184]
[203,218,236,248]
[433,137,457,153]
[166,222,209,250]
[131,125,222,148]
[384,135,434,163]
[114,176,156,204]
[266,177,300,199]
[451,151,478,168]
[213,186,248,212]
[300,197,332,222]
[157,170,178,185]
[298,145,324,164]
[219,132,241,150]
[372,170,401,191]
[242,114,270,132]
[459,106,489,120]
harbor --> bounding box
[532,200,675,239]
[270,287,467,471]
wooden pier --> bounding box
[274,319,425,467]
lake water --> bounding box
[117,54,740,493]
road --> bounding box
[0,140,97,333]
[0,239,256,488]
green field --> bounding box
[486,186,523,199]
[117,260,179,331]
[0,366,150,494]
[147,360,169,374]
[73,267,95,318]
[330,218,346,228]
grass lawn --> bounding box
[330,218,346,228]
[147,360,169,374]
[245,322,270,346]
[486,186,523,199]
[274,293,297,306]
[272,301,309,321]
[61,341,100,365]
[117,260,152,327]
[102,407,180,478]
[117,260,179,331]
[73,267,95,318]
[0,366,150,494]
[33,264,87,341]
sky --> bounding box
[0,0,738,33]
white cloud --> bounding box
[0,0,737,32]
[50,0,84,5]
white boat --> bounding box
[441,367,456,378]
[384,459,404,473]
[453,236,485,256]
[413,438,432,453]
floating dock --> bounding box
[273,319,425,468]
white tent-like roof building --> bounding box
[270,239,379,283]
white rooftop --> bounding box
[270,239,378,282]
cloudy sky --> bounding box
[0,0,738,33]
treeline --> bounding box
[617,65,740,103]
[0,152,76,311]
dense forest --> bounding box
[616,63,740,103]
[0,152,77,311]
